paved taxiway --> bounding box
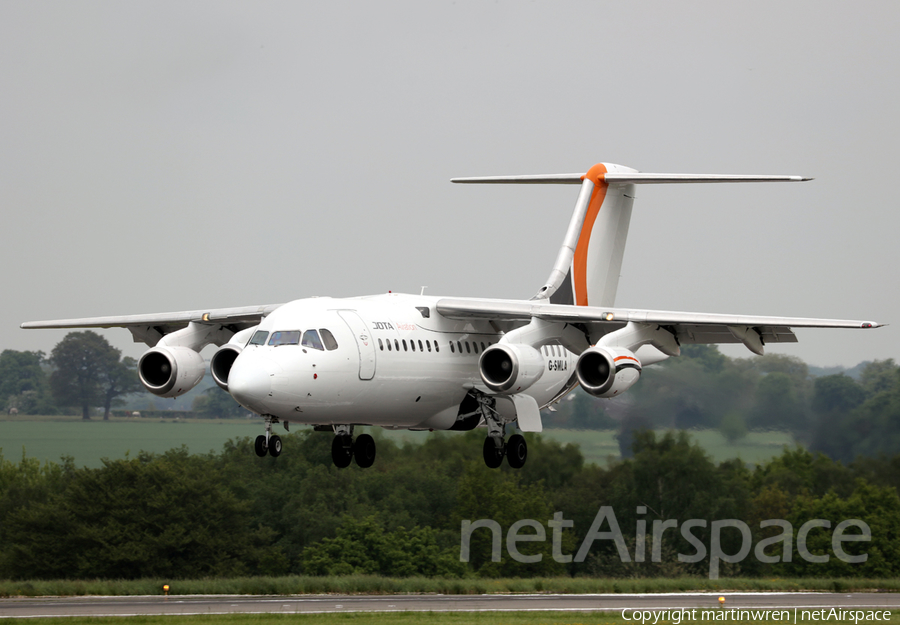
[2,592,899,618]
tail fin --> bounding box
[452,164,810,307]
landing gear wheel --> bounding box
[268,434,282,457]
[506,434,527,469]
[254,435,268,457]
[331,435,353,468]
[353,434,376,468]
[483,437,504,469]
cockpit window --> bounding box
[302,329,325,351]
[268,330,301,346]
[249,331,269,346]
[320,328,338,351]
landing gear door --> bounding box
[337,310,376,380]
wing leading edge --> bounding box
[21,304,282,346]
[436,297,880,354]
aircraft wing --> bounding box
[435,297,881,354]
[20,304,282,345]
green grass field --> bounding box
[0,415,796,469]
[0,415,260,467]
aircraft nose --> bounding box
[228,353,277,414]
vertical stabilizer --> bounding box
[537,163,636,307]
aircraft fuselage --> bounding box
[226,293,576,429]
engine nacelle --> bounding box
[138,346,206,398]
[210,344,242,391]
[209,326,256,391]
[479,343,545,394]
[576,346,642,398]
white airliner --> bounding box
[22,163,881,469]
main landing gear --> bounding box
[330,425,376,469]
[255,415,286,457]
[477,395,528,469]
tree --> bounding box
[301,516,465,577]
[719,411,748,444]
[0,350,56,415]
[99,356,142,420]
[859,359,898,396]
[749,371,805,432]
[49,331,134,420]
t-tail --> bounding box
[452,164,811,307]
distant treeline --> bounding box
[548,346,900,464]
[0,333,245,420]
[1,430,899,580]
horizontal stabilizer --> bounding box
[451,173,811,185]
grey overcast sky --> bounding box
[1,1,897,367]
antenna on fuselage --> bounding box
[420,286,428,296]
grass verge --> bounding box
[5,612,900,625]
[2,576,900,598]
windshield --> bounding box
[301,329,324,350]
[268,331,301,346]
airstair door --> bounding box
[337,310,376,380]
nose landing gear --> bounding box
[254,415,284,457]
[331,434,353,467]
[329,425,377,468]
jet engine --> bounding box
[210,344,242,391]
[575,346,642,398]
[479,343,545,394]
[138,346,206,398]
[209,327,256,391]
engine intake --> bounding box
[479,343,544,394]
[210,344,242,391]
[139,346,206,398]
[576,346,642,398]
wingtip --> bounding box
[861,322,884,329]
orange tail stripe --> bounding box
[573,163,609,306]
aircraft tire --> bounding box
[269,434,282,457]
[482,437,503,469]
[506,434,527,469]
[254,435,268,457]
[331,435,353,468]
[353,434,376,468]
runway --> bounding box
[1,592,899,619]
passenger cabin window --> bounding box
[249,330,269,346]
[320,328,339,351]
[426,340,432,352]
[301,330,324,350]
[418,340,424,351]
[450,342,455,353]
[387,339,392,351]
[403,339,408,352]
[394,339,400,351]
[435,341,439,353]
[378,338,384,351]
[465,342,471,354]
[269,331,300,346]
